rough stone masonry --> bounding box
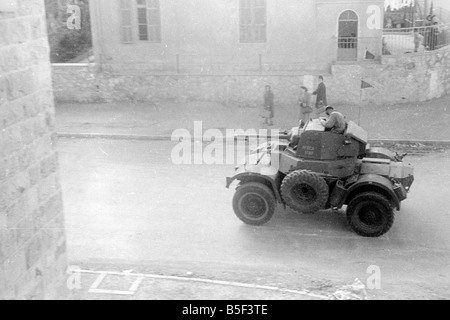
[0,0,68,299]
[52,44,450,107]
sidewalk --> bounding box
[55,96,450,143]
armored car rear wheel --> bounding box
[281,170,329,214]
[233,182,276,226]
[346,192,394,238]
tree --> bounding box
[45,0,92,63]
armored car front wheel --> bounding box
[346,192,395,238]
[232,182,276,226]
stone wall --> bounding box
[52,46,450,107]
[52,64,317,106]
[329,47,450,105]
[0,0,68,299]
[52,63,101,103]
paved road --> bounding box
[58,138,450,299]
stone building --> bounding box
[0,0,68,299]
[89,0,385,73]
[53,0,450,106]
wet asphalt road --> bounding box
[58,138,450,299]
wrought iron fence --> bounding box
[100,53,331,74]
[382,23,450,55]
[336,36,382,62]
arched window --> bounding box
[337,10,358,61]
[340,10,358,22]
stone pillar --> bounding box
[0,0,69,299]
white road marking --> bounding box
[129,277,145,292]
[87,271,145,296]
[78,269,329,300]
[89,272,107,291]
[89,289,136,295]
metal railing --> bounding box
[336,36,383,62]
[99,53,331,75]
[99,38,384,74]
[382,23,450,55]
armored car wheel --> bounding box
[232,182,276,226]
[346,192,394,238]
[281,170,329,214]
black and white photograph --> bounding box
[1,0,449,303]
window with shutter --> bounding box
[136,0,162,42]
[120,0,133,43]
[239,0,267,42]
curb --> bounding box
[368,139,450,147]
[57,132,450,148]
[57,132,173,141]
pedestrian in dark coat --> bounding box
[312,75,327,109]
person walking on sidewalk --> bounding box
[263,85,274,126]
[312,76,327,114]
[298,86,313,128]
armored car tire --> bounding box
[232,182,276,226]
[346,192,395,238]
[281,170,329,214]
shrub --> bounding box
[46,0,92,63]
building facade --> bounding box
[53,1,450,106]
[89,0,385,74]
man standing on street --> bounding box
[313,76,327,114]
[320,106,347,134]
